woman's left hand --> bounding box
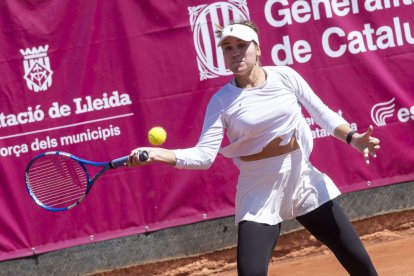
[350,125,381,164]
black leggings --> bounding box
[237,200,378,276]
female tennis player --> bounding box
[128,20,380,275]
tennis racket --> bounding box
[25,150,148,212]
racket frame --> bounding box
[25,151,124,212]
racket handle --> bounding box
[110,151,149,168]
[110,156,129,168]
[138,150,149,162]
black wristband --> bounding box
[346,130,356,144]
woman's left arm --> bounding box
[334,124,381,164]
[279,66,381,164]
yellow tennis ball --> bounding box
[148,126,167,146]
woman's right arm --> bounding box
[128,95,225,169]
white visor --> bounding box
[217,24,259,47]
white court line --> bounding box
[0,113,134,140]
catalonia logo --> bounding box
[370,98,395,126]
[20,45,53,92]
[188,0,250,81]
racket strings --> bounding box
[26,155,88,209]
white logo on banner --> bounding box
[370,98,395,126]
[20,45,53,92]
[188,0,250,81]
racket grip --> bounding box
[110,156,129,168]
[139,150,149,162]
[110,151,149,168]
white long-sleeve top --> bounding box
[173,66,348,169]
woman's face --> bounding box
[221,36,260,76]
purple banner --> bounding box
[0,0,413,261]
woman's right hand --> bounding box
[127,148,152,167]
[127,147,177,167]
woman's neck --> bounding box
[234,66,267,89]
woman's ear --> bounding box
[256,45,261,57]
[256,45,262,66]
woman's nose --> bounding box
[232,50,240,58]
